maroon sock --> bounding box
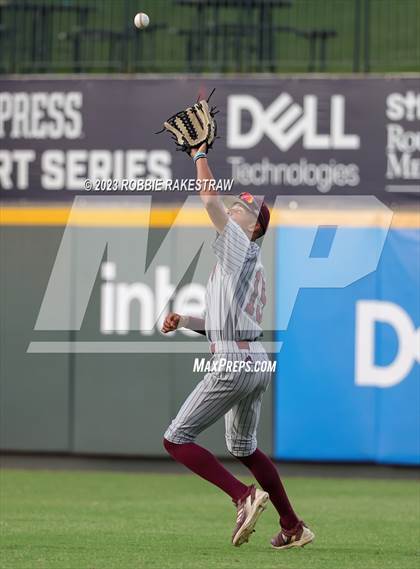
[164,438,248,503]
[238,448,299,530]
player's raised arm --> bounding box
[191,143,228,234]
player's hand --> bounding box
[161,312,181,333]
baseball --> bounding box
[134,12,150,29]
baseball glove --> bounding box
[156,88,218,154]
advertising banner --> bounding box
[274,225,420,465]
[0,76,419,203]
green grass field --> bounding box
[1,469,419,569]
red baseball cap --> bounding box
[224,192,270,236]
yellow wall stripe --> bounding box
[0,206,419,229]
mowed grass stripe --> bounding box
[0,469,419,569]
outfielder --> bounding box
[160,94,314,549]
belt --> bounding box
[209,341,252,354]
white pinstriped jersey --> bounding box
[204,218,266,344]
[164,220,270,454]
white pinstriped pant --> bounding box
[164,349,272,457]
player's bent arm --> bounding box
[161,313,206,336]
[180,315,206,336]
[191,145,228,234]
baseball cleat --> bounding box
[271,521,315,550]
[232,485,269,547]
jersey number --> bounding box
[245,270,266,324]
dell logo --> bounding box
[227,94,360,151]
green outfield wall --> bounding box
[0,213,275,457]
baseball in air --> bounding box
[134,12,150,29]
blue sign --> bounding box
[274,226,420,465]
